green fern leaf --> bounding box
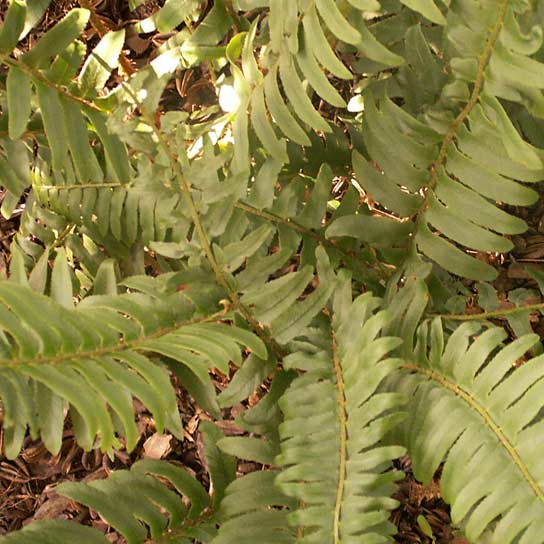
[0,283,264,458]
[78,29,125,97]
[400,0,446,25]
[0,460,210,544]
[21,8,89,68]
[395,321,544,542]
[0,0,26,53]
[213,471,297,544]
[0,520,109,544]
[275,292,406,542]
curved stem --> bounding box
[0,54,102,112]
[0,309,228,368]
[40,182,123,190]
[427,0,509,191]
[51,223,75,249]
[402,362,544,504]
[407,0,510,242]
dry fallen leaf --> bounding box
[143,434,172,460]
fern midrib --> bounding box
[38,182,124,190]
[332,332,347,543]
[235,201,376,269]
[2,44,284,360]
[411,0,510,220]
[402,362,544,504]
[0,309,227,368]
[429,302,544,321]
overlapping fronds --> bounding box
[227,0,403,172]
[0,5,129,186]
[348,0,544,280]
[351,91,542,280]
[32,170,188,256]
[213,471,297,544]
[394,320,544,542]
[1,1,544,543]
[449,0,544,117]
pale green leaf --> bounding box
[0,0,26,53]
[22,8,90,68]
[78,29,125,97]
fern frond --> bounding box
[395,320,544,542]
[449,0,544,117]
[213,471,296,544]
[0,6,131,186]
[0,459,211,544]
[275,292,406,542]
[33,174,186,256]
[0,139,31,219]
[350,88,541,281]
[212,370,297,543]
[0,520,110,544]
[339,2,544,282]
[0,282,265,458]
[228,0,403,169]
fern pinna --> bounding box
[1,0,544,542]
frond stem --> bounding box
[235,201,390,275]
[410,0,509,221]
[52,223,75,249]
[331,332,347,543]
[154,131,283,359]
[120,86,284,360]
[431,0,509,179]
[38,182,124,190]
[429,302,544,321]
[0,54,102,113]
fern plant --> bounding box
[1,0,544,542]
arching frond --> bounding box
[0,282,265,458]
[228,0,403,171]
[394,320,544,542]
